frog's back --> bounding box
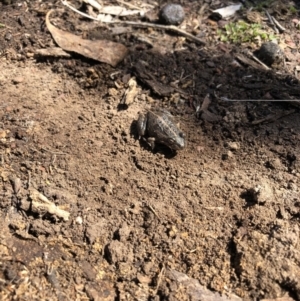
[147,110,175,134]
[147,110,185,150]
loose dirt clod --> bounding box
[12,76,24,84]
[121,77,139,106]
[165,269,242,300]
[10,177,22,194]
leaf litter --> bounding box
[45,10,128,66]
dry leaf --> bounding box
[200,93,211,111]
[212,4,242,19]
[46,10,128,67]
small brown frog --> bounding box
[137,109,185,151]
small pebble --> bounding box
[12,77,24,84]
[0,130,7,139]
[26,52,34,58]
[75,216,83,225]
[222,151,233,160]
[11,177,22,194]
[159,3,185,26]
[227,141,240,150]
[4,32,12,41]
[137,273,152,284]
[288,182,297,191]
[206,61,215,68]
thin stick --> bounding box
[250,53,270,70]
[27,170,31,189]
[153,264,165,296]
[116,0,153,10]
[272,16,286,32]
[61,0,206,45]
[251,109,295,125]
[146,202,160,220]
[112,21,206,44]
[264,10,279,34]
[243,49,270,70]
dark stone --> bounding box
[159,4,185,26]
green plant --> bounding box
[289,6,297,13]
[217,20,276,44]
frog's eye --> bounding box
[179,132,186,138]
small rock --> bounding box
[85,281,115,301]
[143,261,155,274]
[105,240,133,264]
[12,77,24,84]
[26,52,34,58]
[118,262,136,280]
[288,182,297,191]
[265,157,282,170]
[15,129,26,140]
[206,61,215,67]
[10,177,22,194]
[0,130,8,139]
[222,151,233,160]
[108,88,118,97]
[254,42,284,66]
[146,95,155,103]
[159,4,185,25]
[242,182,274,205]
[166,269,242,301]
[227,141,240,150]
[116,222,131,242]
[4,32,12,41]
[168,225,177,238]
[75,216,83,225]
[137,273,152,284]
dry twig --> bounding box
[145,201,160,220]
[272,16,286,32]
[241,49,271,70]
[251,109,295,125]
[265,10,279,34]
[153,264,165,296]
[29,188,70,221]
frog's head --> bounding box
[172,131,185,150]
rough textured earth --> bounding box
[0,0,300,300]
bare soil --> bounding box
[0,1,300,300]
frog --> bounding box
[137,109,185,151]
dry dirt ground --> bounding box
[0,0,300,300]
